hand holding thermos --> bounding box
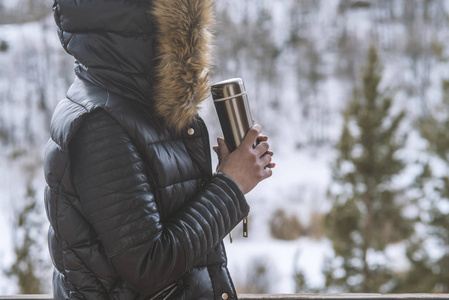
[211,78,275,194]
[214,124,274,194]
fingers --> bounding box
[256,135,268,145]
[261,166,273,180]
[261,152,272,166]
[262,148,276,168]
[260,152,274,179]
[255,141,270,157]
[253,129,275,170]
[241,124,262,148]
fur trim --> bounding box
[151,0,215,131]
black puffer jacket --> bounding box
[44,0,249,299]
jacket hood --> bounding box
[53,0,214,130]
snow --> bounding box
[1,0,449,295]
[0,159,18,295]
[225,238,333,293]
[0,14,69,294]
[205,111,336,292]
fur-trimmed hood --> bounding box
[53,0,214,130]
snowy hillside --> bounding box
[0,14,73,294]
[1,0,449,294]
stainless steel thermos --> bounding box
[211,78,253,152]
[211,78,252,239]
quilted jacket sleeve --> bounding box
[69,109,249,296]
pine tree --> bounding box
[324,44,414,293]
[4,181,45,293]
[414,79,449,292]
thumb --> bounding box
[241,124,262,148]
[213,146,219,155]
[213,145,221,172]
[217,137,230,159]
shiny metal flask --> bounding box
[211,78,253,152]
[211,78,252,239]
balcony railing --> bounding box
[2,295,449,300]
[239,295,449,299]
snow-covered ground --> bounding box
[1,0,449,294]
[225,238,333,293]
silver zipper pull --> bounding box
[243,216,248,237]
[229,231,233,243]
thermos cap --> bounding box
[211,78,246,102]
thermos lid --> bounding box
[211,78,246,102]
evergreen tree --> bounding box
[324,44,414,293]
[4,181,45,293]
[414,79,449,292]
[384,156,436,292]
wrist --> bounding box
[214,172,244,193]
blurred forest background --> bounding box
[1,0,449,295]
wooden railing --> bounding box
[0,297,52,300]
[2,295,449,300]
[239,295,449,299]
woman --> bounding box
[44,0,274,299]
